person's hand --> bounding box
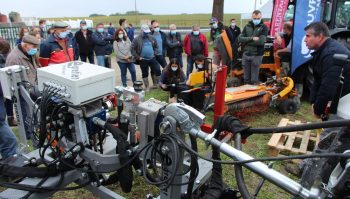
[275,36,282,45]
[161,84,167,89]
[275,50,281,58]
[252,37,259,41]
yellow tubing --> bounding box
[278,77,294,98]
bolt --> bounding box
[161,146,170,155]
[195,180,200,184]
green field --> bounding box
[47,13,242,28]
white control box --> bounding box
[37,61,115,105]
[0,65,26,99]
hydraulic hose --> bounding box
[249,119,350,134]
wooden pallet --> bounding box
[267,118,321,160]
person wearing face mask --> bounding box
[113,28,136,87]
[92,23,114,67]
[166,24,183,68]
[39,21,75,66]
[228,18,241,69]
[5,35,41,139]
[186,54,211,86]
[238,10,268,85]
[119,18,134,41]
[159,58,186,102]
[16,27,30,46]
[150,20,167,69]
[131,24,161,91]
[209,17,234,67]
[75,20,94,64]
[183,24,208,77]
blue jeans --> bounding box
[186,56,195,77]
[0,94,18,159]
[96,55,105,67]
[140,58,161,78]
[155,55,167,68]
[118,62,137,87]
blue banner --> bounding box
[291,0,322,73]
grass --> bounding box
[5,88,318,199]
[47,13,242,28]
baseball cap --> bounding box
[53,21,68,28]
[141,24,151,33]
[80,20,87,24]
[209,17,218,24]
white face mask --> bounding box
[23,32,29,36]
[231,22,236,27]
[197,64,203,69]
[171,66,178,71]
[118,34,124,39]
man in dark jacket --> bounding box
[238,10,268,84]
[131,24,161,91]
[92,23,114,67]
[228,18,241,69]
[166,24,183,68]
[75,20,94,64]
[305,22,350,119]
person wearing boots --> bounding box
[159,58,186,103]
[131,24,161,91]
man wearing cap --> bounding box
[5,35,41,140]
[75,20,94,64]
[238,10,268,85]
[131,24,161,91]
[39,21,75,66]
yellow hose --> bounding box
[278,77,294,98]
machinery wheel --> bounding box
[278,98,298,114]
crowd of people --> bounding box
[0,12,349,191]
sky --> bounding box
[1,0,269,18]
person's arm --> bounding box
[130,38,141,60]
[166,35,179,48]
[183,34,190,55]
[159,70,167,89]
[313,56,342,116]
[92,32,107,46]
[238,26,253,44]
[202,34,209,57]
[250,25,268,46]
[38,42,50,66]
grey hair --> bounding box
[169,24,177,29]
[304,22,330,37]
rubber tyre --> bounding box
[278,98,298,114]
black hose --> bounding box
[234,133,252,199]
[249,119,350,134]
[186,134,198,198]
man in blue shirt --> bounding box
[131,24,161,91]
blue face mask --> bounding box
[27,48,38,56]
[97,28,104,33]
[252,19,261,25]
[58,31,67,39]
[170,30,176,35]
[212,23,218,29]
[193,31,199,36]
[82,26,88,30]
[154,27,160,32]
